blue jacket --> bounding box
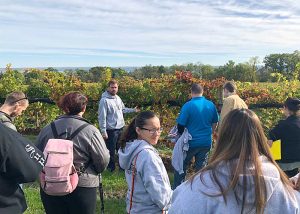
[177,96,219,147]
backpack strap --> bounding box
[50,122,59,138]
[129,150,143,214]
[68,123,90,140]
[128,148,165,214]
[50,122,90,140]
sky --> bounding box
[0,0,299,68]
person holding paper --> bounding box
[269,97,300,177]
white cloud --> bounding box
[0,0,299,66]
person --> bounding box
[36,92,110,214]
[173,83,219,189]
[269,97,300,177]
[169,109,300,214]
[98,79,139,172]
[0,91,30,190]
[0,123,44,214]
[118,111,172,213]
[219,81,247,128]
[0,91,29,131]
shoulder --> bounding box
[116,94,123,102]
[137,147,161,165]
[99,97,108,103]
[203,98,217,109]
[223,95,236,103]
[171,173,219,211]
[182,100,193,109]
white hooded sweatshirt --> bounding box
[169,156,300,214]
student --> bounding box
[118,111,172,213]
[269,97,300,177]
[219,81,247,128]
[0,123,44,214]
[174,83,219,189]
[169,109,300,214]
[0,91,29,131]
[37,92,109,214]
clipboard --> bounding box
[270,140,281,160]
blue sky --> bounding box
[0,0,299,68]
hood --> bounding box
[101,91,116,99]
[202,156,281,206]
[118,139,154,170]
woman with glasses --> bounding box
[118,111,172,214]
[169,109,300,214]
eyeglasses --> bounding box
[12,97,28,104]
[140,127,163,134]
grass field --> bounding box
[23,170,175,214]
[24,170,127,214]
[23,135,174,214]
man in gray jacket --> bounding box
[98,79,139,172]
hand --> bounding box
[267,140,273,147]
[102,133,108,140]
[290,173,300,190]
[134,106,140,112]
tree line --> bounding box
[4,50,299,83]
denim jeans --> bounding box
[173,146,210,190]
[105,129,123,171]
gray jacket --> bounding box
[36,115,110,187]
[169,156,300,214]
[118,139,172,214]
[171,128,191,175]
[98,91,135,136]
[0,111,17,131]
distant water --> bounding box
[0,66,138,73]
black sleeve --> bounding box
[177,123,185,135]
[269,121,283,141]
[0,124,45,183]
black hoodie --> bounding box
[0,123,44,213]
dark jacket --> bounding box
[0,123,44,214]
[36,115,110,187]
[269,115,300,162]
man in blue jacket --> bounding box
[173,83,219,189]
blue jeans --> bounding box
[173,146,210,190]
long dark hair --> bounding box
[119,111,156,149]
[190,109,294,214]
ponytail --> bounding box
[120,118,138,150]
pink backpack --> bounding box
[40,122,89,196]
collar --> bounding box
[192,96,204,100]
[57,114,91,124]
[286,114,300,120]
[0,111,13,122]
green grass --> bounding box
[24,170,127,214]
[22,135,174,214]
[23,170,175,214]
